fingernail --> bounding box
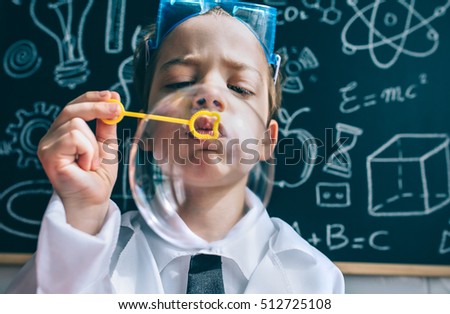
[109,103,120,113]
[99,90,109,97]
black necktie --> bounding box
[186,254,225,294]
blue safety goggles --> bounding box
[148,0,280,68]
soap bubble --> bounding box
[129,85,275,248]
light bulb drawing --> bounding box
[30,0,94,89]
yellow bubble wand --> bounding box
[102,99,220,140]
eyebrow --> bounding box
[222,57,264,81]
[159,55,201,73]
[159,54,264,80]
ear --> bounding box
[260,119,278,161]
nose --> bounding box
[192,86,225,112]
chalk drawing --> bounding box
[323,123,363,178]
[4,102,60,169]
[367,134,450,217]
[342,0,450,69]
[439,229,450,254]
[0,180,52,239]
[277,46,319,94]
[272,107,316,188]
[326,224,391,251]
[339,73,427,114]
[307,232,321,246]
[275,6,309,25]
[105,0,127,54]
[302,0,342,25]
[291,220,301,236]
[0,141,13,156]
[294,223,391,251]
[110,26,142,108]
[273,0,341,25]
[3,40,42,78]
[316,182,351,208]
[30,0,94,89]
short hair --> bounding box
[133,8,282,122]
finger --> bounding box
[50,100,122,132]
[67,118,101,170]
[71,129,97,172]
[96,91,120,165]
[68,90,122,106]
[96,119,118,167]
[67,90,112,106]
[40,128,96,174]
[42,117,101,170]
[50,97,121,132]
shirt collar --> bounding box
[145,189,275,279]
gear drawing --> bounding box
[5,101,60,169]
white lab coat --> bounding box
[7,192,345,294]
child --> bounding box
[8,0,344,293]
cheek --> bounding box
[249,89,271,124]
[234,98,268,135]
[150,124,187,162]
[223,116,267,163]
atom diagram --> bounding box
[341,0,450,69]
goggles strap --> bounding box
[273,54,281,84]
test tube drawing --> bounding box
[105,0,127,54]
[110,26,142,108]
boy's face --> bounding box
[144,13,277,188]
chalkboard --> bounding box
[1,0,450,276]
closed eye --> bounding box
[165,81,195,89]
[227,84,254,96]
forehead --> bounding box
[155,13,269,72]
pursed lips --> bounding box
[187,115,226,139]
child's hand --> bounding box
[38,91,122,235]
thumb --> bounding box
[96,118,118,164]
[96,93,120,166]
